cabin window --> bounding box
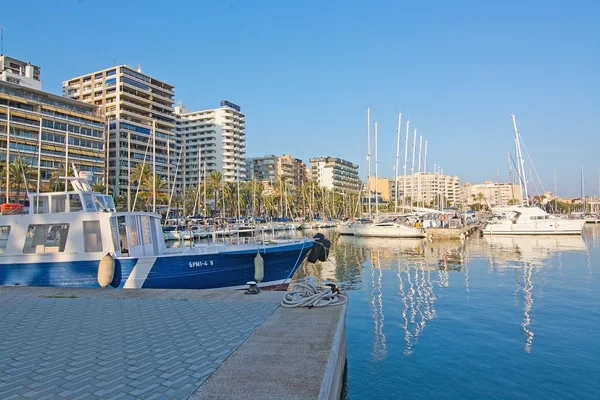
[69,195,83,212]
[82,193,96,211]
[0,226,10,254]
[51,195,67,213]
[141,216,152,245]
[127,216,139,246]
[32,197,49,214]
[23,224,70,254]
[83,221,103,252]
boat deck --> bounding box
[0,286,346,400]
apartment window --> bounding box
[23,224,70,254]
[83,221,103,252]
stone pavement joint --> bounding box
[0,287,281,399]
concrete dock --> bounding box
[0,286,347,400]
[426,223,481,240]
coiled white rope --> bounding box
[281,277,348,308]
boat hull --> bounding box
[353,225,426,238]
[0,241,313,290]
[482,220,584,235]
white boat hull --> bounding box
[482,220,584,235]
[353,224,426,238]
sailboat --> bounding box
[352,118,426,238]
[482,115,584,235]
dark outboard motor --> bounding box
[307,233,330,263]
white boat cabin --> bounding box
[0,175,166,260]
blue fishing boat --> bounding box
[0,172,321,290]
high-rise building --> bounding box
[0,80,105,202]
[249,154,306,187]
[309,156,360,192]
[174,101,246,187]
[0,55,41,90]
[63,65,177,198]
[461,181,522,207]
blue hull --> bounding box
[0,242,313,289]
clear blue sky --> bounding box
[3,0,598,196]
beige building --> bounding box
[249,154,306,187]
[367,177,392,201]
[1,79,105,202]
[461,181,522,207]
[63,65,176,197]
[369,172,461,207]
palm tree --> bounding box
[130,163,152,188]
[140,176,168,211]
[7,158,33,203]
[205,171,223,217]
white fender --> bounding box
[98,253,115,288]
[254,251,264,283]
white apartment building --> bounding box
[387,172,461,207]
[310,156,360,192]
[63,65,177,198]
[0,55,42,90]
[461,181,522,207]
[174,100,246,187]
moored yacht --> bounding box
[482,206,584,235]
[0,171,319,289]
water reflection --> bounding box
[306,230,592,357]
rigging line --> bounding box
[132,133,152,211]
[518,134,546,194]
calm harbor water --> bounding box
[302,226,600,400]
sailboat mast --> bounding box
[152,119,156,214]
[423,140,428,173]
[394,113,401,213]
[411,128,417,205]
[581,163,585,212]
[36,118,42,193]
[374,121,379,219]
[127,131,131,211]
[511,114,529,206]
[403,120,409,206]
[507,151,514,201]
[417,135,422,208]
[203,159,207,217]
[65,122,70,189]
[367,108,371,216]
[553,167,557,213]
[5,108,10,202]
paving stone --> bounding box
[0,293,277,399]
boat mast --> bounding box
[394,113,401,213]
[127,131,131,211]
[236,163,241,220]
[581,163,585,212]
[367,108,371,216]
[411,128,417,205]
[417,135,422,208]
[5,108,9,202]
[508,151,514,201]
[152,119,156,214]
[65,121,69,190]
[36,118,42,193]
[403,120,409,207]
[203,158,207,217]
[374,121,379,220]
[423,140,428,208]
[553,167,557,214]
[511,114,529,206]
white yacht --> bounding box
[353,220,426,238]
[482,206,584,235]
